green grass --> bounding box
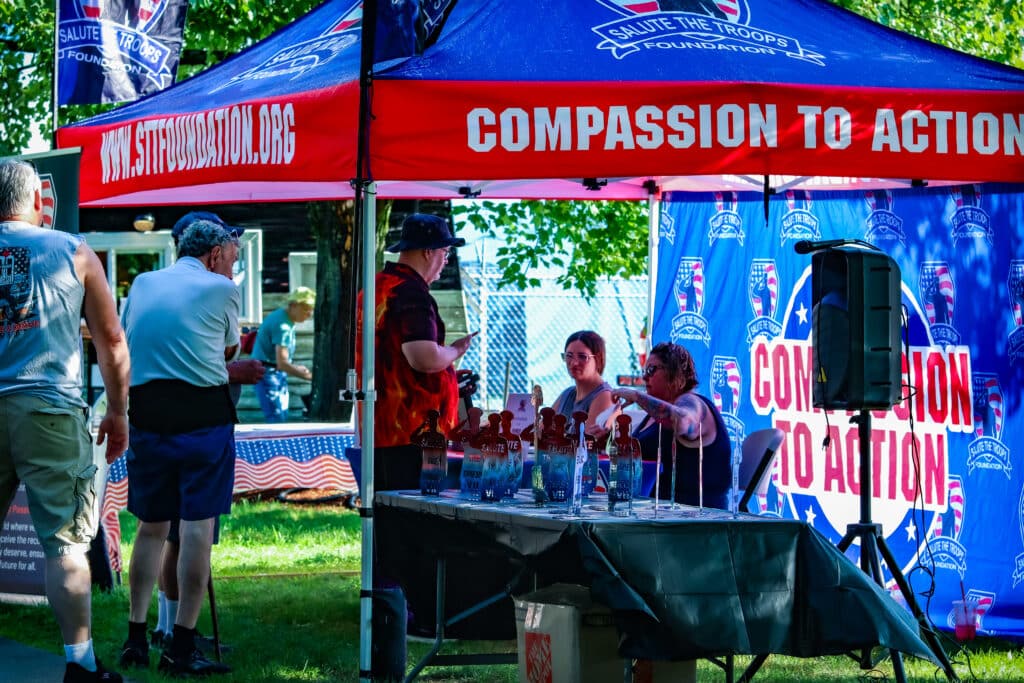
[1,499,1021,681]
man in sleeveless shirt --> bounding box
[355,213,476,491]
[118,221,240,676]
[0,159,131,683]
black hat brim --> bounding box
[384,236,466,253]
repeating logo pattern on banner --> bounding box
[950,185,993,245]
[710,354,745,469]
[919,261,961,348]
[746,259,781,343]
[864,189,905,245]
[709,191,743,245]
[592,0,825,65]
[967,373,1011,478]
[1008,259,1024,362]
[779,190,820,246]
[656,185,1022,640]
[926,476,969,579]
[670,257,710,346]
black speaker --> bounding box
[811,246,902,410]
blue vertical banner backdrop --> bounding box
[653,184,1024,642]
[58,0,190,105]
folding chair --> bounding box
[737,428,785,514]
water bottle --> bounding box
[528,385,548,505]
[480,414,508,502]
[418,410,447,496]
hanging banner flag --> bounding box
[57,0,190,105]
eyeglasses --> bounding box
[561,352,595,363]
[436,247,452,262]
[642,364,665,379]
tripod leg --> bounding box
[875,536,958,682]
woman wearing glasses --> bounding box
[612,341,731,509]
[551,330,615,430]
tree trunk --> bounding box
[308,200,356,422]
[307,199,392,422]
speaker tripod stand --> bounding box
[836,410,958,683]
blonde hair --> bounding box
[288,286,316,306]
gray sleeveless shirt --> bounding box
[0,221,86,408]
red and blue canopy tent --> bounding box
[57,0,1024,679]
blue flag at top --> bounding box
[57,0,190,105]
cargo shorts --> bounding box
[0,394,99,558]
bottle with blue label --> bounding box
[500,410,524,497]
[545,414,572,503]
[480,413,509,502]
[417,410,447,496]
[569,411,598,498]
[458,407,484,497]
[608,415,637,516]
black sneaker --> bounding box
[158,647,232,677]
[118,639,149,668]
[64,659,124,682]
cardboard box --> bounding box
[515,584,623,683]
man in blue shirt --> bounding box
[250,287,315,422]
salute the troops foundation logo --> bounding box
[950,185,993,245]
[710,355,745,453]
[708,191,743,245]
[779,190,820,246]
[919,261,961,348]
[1008,260,1024,362]
[926,477,969,579]
[746,259,781,343]
[659,209,677,246]
[864,189,905,245]
[670,257,710,346]
[967,373,1011,478]
[592,0,824,65]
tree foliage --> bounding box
[454,200,650,299]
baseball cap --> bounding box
[171,211,244,242]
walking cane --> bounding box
[207,573,222,662]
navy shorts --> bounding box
[127,423,235,523]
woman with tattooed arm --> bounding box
[611,342,732,509]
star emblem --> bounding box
[905,519,917,541]
[804,505,817,526]
[796,302,809,325]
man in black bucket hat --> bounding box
[355,213,476,491]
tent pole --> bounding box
[358,182,378,683]
[646,185,660,353]
[51,0,60,146]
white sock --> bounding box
[157,591,168,634]
[166,599,179,633]
[64,639,97,672]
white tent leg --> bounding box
[646,188,660,351]
[359,183,378,683]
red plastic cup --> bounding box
[952,599,979,641]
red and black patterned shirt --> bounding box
[355,261,459,447]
